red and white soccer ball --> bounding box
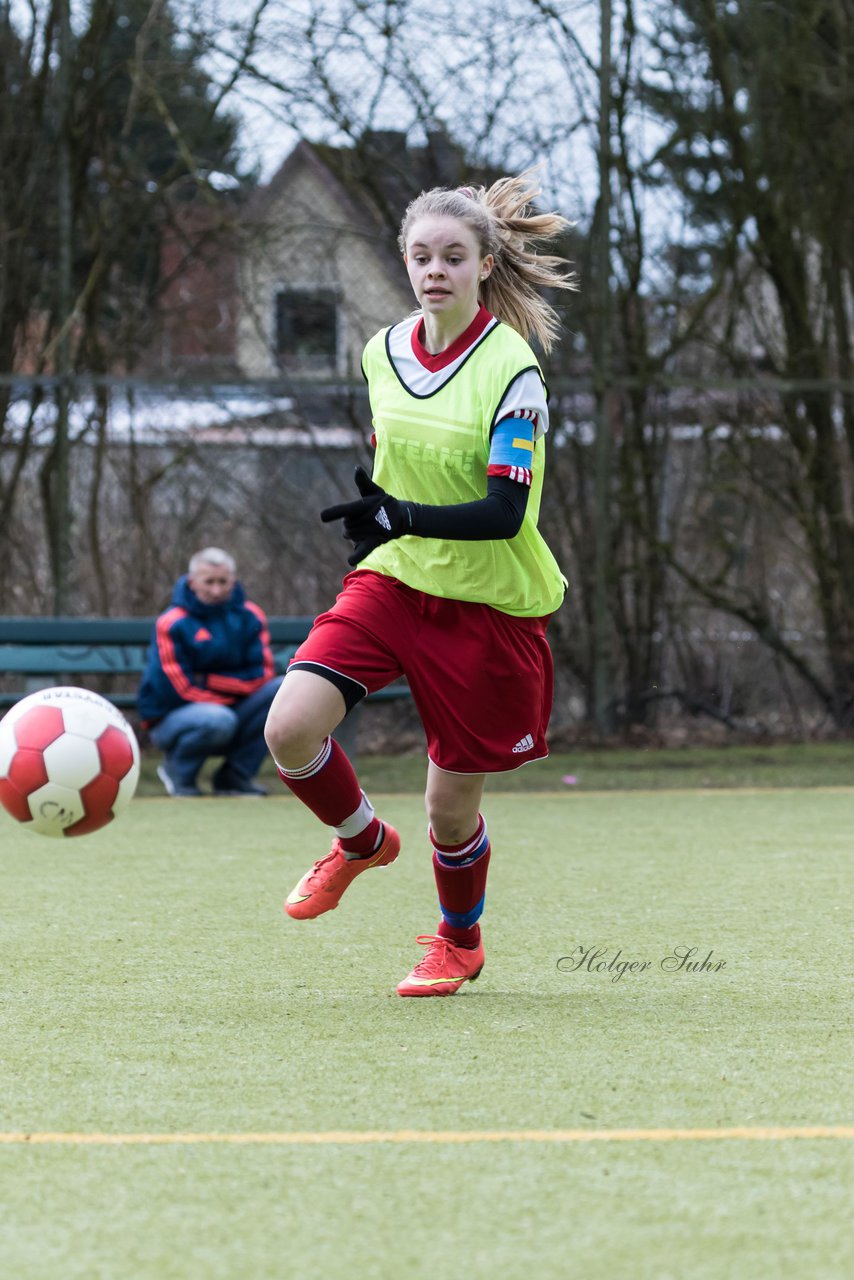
[0,687,140,838]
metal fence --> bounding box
[1,374,849,740]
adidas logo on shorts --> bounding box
[512,733,535,754]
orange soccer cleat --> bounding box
[284,824,400,920]
[396,933,485,997]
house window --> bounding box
[275,288,338,373]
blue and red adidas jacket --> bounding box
[137,575,275,725]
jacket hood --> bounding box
[171,574,247,617]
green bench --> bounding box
[0,616,411,763]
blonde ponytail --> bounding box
[398,169,577,353]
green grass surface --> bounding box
[134,740,854,798]
[1,789,853,1278]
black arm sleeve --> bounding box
[405,474,529,541]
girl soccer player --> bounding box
[265,172,576,996]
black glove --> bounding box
[321,466,414,566]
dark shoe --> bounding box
[212,767,268,797]
[156,763,202,798]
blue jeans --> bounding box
[150,677,283,788]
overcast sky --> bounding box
[204,0,610,215]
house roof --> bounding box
[248,130,496,268]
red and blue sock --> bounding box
[431,814,491,949]
[276,736,382,858]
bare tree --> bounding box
[645,0,854,727]
[6,0,849,738]
[0,0,254,610]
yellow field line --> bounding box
[1,1126,853,1146]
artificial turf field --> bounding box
[1,782,852,1278]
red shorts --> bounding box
[290,571,555,774]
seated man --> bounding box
[138,547,282,796]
